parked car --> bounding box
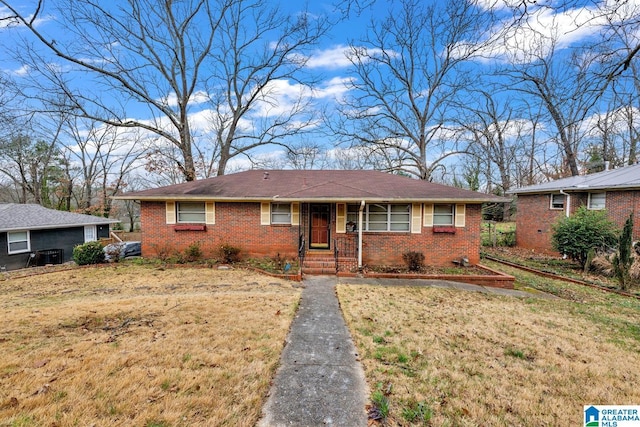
[104,241,141,261]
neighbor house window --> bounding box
[588,192,606,210]
[433,204,455,226]
[8,230,30,254]
[271,203,291,224]
[347,203,411,232]
[84,225,97,242]
[550,194,565,210]
[177,202,206,223]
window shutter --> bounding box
[205,202,215,225]
[166,201,176,224]
[411,203,422,234]
[423,203,434,227]
[260,202,271,225]
[291,202,300,226]
[455,204,466,227]
[336,203,346,233]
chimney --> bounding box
[604,161,610,171]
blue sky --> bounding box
[1,0,639,184]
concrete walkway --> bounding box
[258,276,368,427]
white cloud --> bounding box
[313,76,355,99]
[159,90,210,108]
[305,45,353,69]
[467,1,626,63]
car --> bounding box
[104,241,142,261]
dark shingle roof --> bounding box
[509,163,640,194]
[117,169,506,203]
[0,204,118,232]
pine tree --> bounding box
[612,213,634,291]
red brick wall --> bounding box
[515,190,640,253]
[515,194,566,253]
[141,201,483,267]
[359,204,482,266]
[141,201,299,260]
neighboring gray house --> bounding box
[0,204,118,271]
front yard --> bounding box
[338,272,640,426]
[2,262,639,426]
[0,265,301,427]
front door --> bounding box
[310,204,330,249]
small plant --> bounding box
[402,400,433,424]
[73,241,105,265]
[152,244,174,262]
[402,251,425,272]
[369,390,390,421]
[219,243,241,264]
[183,242,203,262]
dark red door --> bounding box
[310,204,330,248]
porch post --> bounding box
[358,200,365,269]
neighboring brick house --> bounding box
[0,204,118,271]
[509,163,640,253]
[116,169,505,273]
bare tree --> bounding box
[59,118,146,216]
[197,0,329,176]
[331,0,492,180]
[501,36,606,176]
[1,0,328,181]
[456,90,518,195]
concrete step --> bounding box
[302,267,337,275]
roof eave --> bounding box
[0,219,119,233]
[510,183,640,195]
[119,195,507,203]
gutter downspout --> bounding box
[358,200,365,270]
[559,189,571,217]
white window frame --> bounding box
[84,225,97,242]
[347,203,411,232]
[433,204,455,226]
[550,194,565,210]
[271,203,292,225]
[177,202,206,223]
[8,230,30,254]
[588,192,606,210]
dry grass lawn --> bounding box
[338,279,640,426]
[0,264,301,427]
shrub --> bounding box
[183,242,203,263]
[551,207,618,269]
[73,241,105,265]
[219,243,241,264]
[402,251,425,272]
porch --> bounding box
[297,203,358,275]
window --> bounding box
[8,231,30,254]
[347,203,411,232]
[588,192,606,210]
[271,203,291,224]
[550,194,565,210]
[433,204,454,226]
[84,225,97,242]
[177,202,206,223]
